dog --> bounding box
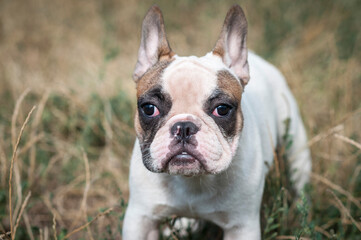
[123,5,311,239]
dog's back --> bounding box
[245,52,311,192]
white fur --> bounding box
[123,52,311,239]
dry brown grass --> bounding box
[0,0,360,239]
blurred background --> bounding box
[0,0,360,239]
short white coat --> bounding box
[123,52,311,239]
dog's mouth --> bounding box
[169,151,196,166]
[164,149,206,176]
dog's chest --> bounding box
[153,175,238,224]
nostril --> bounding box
[185,127,190,138]
[184,122,199,137]
[170,123,182,138]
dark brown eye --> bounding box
[212,105,231,117]
[142,104,160,117]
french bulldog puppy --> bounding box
[123,5,311,240]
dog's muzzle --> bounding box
[164,121,206,175]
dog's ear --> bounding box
[133,5,174,82]
[213,5,249,86]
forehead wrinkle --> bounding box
[162,62,217,115]
[167,59,217,75]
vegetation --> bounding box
[0,0,360,239]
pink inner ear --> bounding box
[133,26,162,80]
[146,28,160,62]
[228,33,241,65]
[225,30,249,85]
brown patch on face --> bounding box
[216,69,244,135]
[217,70,243,99]
[217,69,244,135]
[201,69,244,139]
[136,59,174,98]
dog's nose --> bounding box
[170,121,199,141]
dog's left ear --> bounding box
[213,5,249,86]
[133,5,174,82]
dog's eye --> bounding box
[212,105,232,117]
[142,104,160,117]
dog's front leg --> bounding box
[122,206,159,240]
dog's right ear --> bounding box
[133,5,174,82]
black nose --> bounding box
[170,121,199,141]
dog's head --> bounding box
[133,5,249,176]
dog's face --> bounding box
[133,5,250,176]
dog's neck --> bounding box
[161,151,241,195]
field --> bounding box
[0,0,360,239]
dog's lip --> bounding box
[169,153,196,166]
[167,150,195,162]
[165,149,206,169]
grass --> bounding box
[0,0,360,239]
